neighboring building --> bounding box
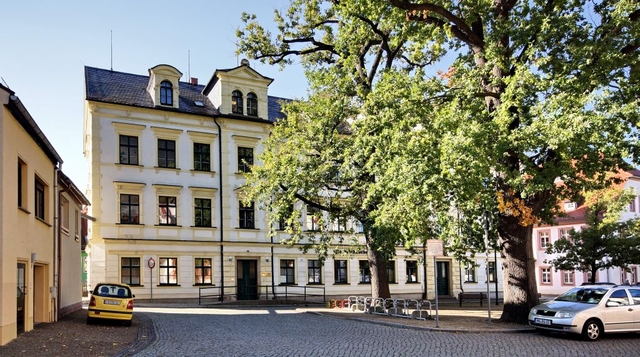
[83,62,468,302]
[57,171,91,317]
[0,84,88,346]
[533,171,640,296]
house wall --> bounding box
[0,91,55,345]
[533,176,640,297]
[58,191,84,317]
[85,65,465,302]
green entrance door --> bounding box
[436,261,449,296]
[237,260,258,300]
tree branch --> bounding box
[388,0,484,49]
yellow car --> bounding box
[87,282,135,326]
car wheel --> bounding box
[123,320,132,327]
[582,319,602,341]
[86,317,93,325]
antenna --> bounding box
[0,77,9,88]
[110,30,113,71]
[188,50,190,82]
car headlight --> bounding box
[556,312,575,318]
[530,308,538,314]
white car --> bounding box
[529,285,640,341]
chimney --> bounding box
[190,77,198,85]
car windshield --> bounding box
[95,284,131,298]
[554,287,609,304]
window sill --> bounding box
[61,227,70,236]
[157,284,181,287]
[155,225,182,228]
[278,283,296,286]
[36,217,53,227]
[333,282,350,285]
[117,223,144,226]
[194,284,215,287]
[406,281,420,284]
[236,227,258,231]
[190,169,215,174]
[464,281,478,284]
[18,206,31,214]
[116,163,144,168]
[234,171,250,175]
[358,282,372,285]
[191,226,217,229]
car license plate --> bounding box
[104,299,120,306]
[535,318,551,326]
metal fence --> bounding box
[199,284,326,305]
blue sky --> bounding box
[1,0,306,191]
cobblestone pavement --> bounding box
[125,306,640,357]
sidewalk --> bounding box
[134,298,534,333]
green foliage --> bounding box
[237,0,639,313]
[546,188,640,279]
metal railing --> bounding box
[198,284,326,305]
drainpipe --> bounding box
[53,166,60,322]
[271,240,275,299]
[422,240,427,300]
[214,117,224,301]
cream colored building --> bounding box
[0,84,88,346]
[83,62,468,304]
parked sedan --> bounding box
[529,285,640,341]
[87,282,135,326]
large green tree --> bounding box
[238,0,639,322]
[546,186,640,282]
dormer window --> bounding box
[232,90,243,114]
[160,81,173,106]
[247,92,258,116]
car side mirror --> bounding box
[606,301,620,307]
[132,294,136,298]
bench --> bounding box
[458,292,486,306]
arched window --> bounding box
[232,90,243,114]
[247,92,258,116]
[160,81,173,105]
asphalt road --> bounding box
[117,306,640,357]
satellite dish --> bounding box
[240,58,250,66]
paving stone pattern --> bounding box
[125,306,640,357]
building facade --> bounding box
[0,84,88,346]
[84,62,476,303]
[533,171,640,296]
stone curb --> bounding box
[112,312,157,357]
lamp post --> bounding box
[148,257,155,300]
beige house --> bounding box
[84,62,461,303]
[0,83,89,346]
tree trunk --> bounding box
[367,242,390,299]
[498,215,540,323]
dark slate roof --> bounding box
[85,66,289,122]
[85,66,218,116]
[267,96,289,123]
